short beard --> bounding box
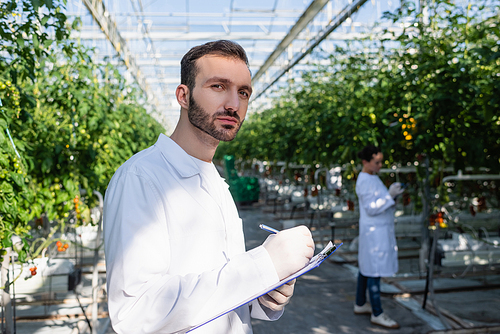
[187,94,243,142]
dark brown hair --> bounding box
[180,40,249,92]
[357,145,381,162]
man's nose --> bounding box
[224,89,240,111]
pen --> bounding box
[259,224,280,234]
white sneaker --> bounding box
[353,303,371,314]
[371,313,400,329]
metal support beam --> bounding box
[71,10,306,18]
[80,0,161,118]
[72,30,288,41]
[72,30,378,41]
[252,0,370,100]
[129,0,170,111]
[252,0,330,84]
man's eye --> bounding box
[212,84,223,89]
[239,91,249,98]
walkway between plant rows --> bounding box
[242,205,500,334]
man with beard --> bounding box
[103,40,315,334]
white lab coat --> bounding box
[355,172,398,277]
[103,134,282,334]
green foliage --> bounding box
[217,0,500,174]
[0,0,164,262]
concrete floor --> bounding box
[243,207,434,334]
[240,205,500,334]
[12,205,500,334]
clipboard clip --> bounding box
[313,242,342,263]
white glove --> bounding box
[262,225,314,280]
[388,182,405,198]
[258,279,296,311]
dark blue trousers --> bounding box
[355,272,383,316]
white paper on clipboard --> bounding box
[180,241,343,333]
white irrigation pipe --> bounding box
[442,171,500,183]
[314,168,328,183]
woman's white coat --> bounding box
[355,172,398,277]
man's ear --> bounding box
[176,84,190,110]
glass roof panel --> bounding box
[65,0,402,131]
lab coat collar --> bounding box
[154,134,228,229]
[155,133,201,178]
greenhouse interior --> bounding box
[0,0,499,333]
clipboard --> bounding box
[182,241,343,333]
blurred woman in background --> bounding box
[353,145,404,329]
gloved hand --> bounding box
[258,279,296,311]
[388,182,405,198]
[262,225,314,280]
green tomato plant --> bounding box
[218,0,499,176]
[217,0,499,220]
[0,0,164,268]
